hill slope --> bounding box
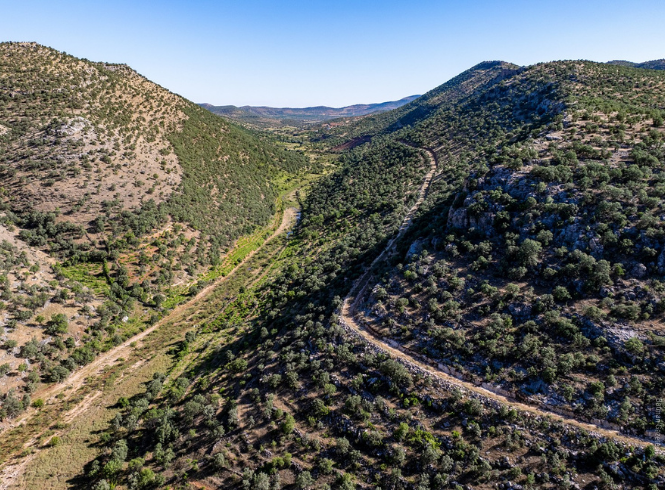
[0,42,310,427]
[311,61,521,149]
[0,42,309,258]
[608,59,665,70]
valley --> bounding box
[1,42,665,490]
[1,191,302,489]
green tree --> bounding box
[281,414,295,434]
[45,313,68,335]
[519,239,542,267]
[295,470,314,490]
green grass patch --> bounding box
[58,263,109,295]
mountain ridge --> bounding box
[199,95,420,126]
[607,59,665,70]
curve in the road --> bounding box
[339,144,664,451]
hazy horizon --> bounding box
[2,0,664,107]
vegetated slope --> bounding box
[311,61,521,150]
[608,59,665,70]
[200,95,420,127]
[357,61,665,438]
[79,62,665,490]
[0,42,309,258]
[0,42,310,425]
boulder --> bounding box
[631,263,647,279]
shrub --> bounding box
[379,359,413,388]
[281,414,295,434]
[394,422,409,441]
[552,286,571,302]
[295,470,314,490]
[45,313,69,335]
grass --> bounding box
[17,353,173,489]
[161,287,189,310]
[58,263,109,295]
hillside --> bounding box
[310,61,521,149]
[353,60,665,438]
[0,42,311,427]
[608,59,665,70]
[0,42,310,255]
[200,95,420,128]
[67,60,665,490]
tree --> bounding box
[519,239,542,268]
[45,313,68,335]
[336,437,350,455]
[295,471,314,490]
[318,457,334,474]
[112,439,128,462]
[379,359,413,388]
[392,445,407,467]
[335,472,355,490]
[421,444,442,466]
[213,452,226,472]
[625,337,644,355]
[552,286,571,302]
[254,472,271,490]
[93,480,111,490]
[281,414,295,434]
[394,422,409,441]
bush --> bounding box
[295,470,314,490]
[624,337,644,355]
[394,422,409,441]
[552,286,571,302]
[379,359,413,388]
[45,313,69,335]
[281,414,295,434]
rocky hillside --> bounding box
[356,61,665,437]
[0,42,310,426]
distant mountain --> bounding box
[199,95,420,126]
[607,58,665,70]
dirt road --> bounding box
[32,207,298,406]
[339,145,664,451]
[0,206,299,488]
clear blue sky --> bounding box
[2,0,664,107]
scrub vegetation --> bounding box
[3,43,665,490]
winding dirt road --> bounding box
[339,145,664,450]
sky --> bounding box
[1,0,664,107]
